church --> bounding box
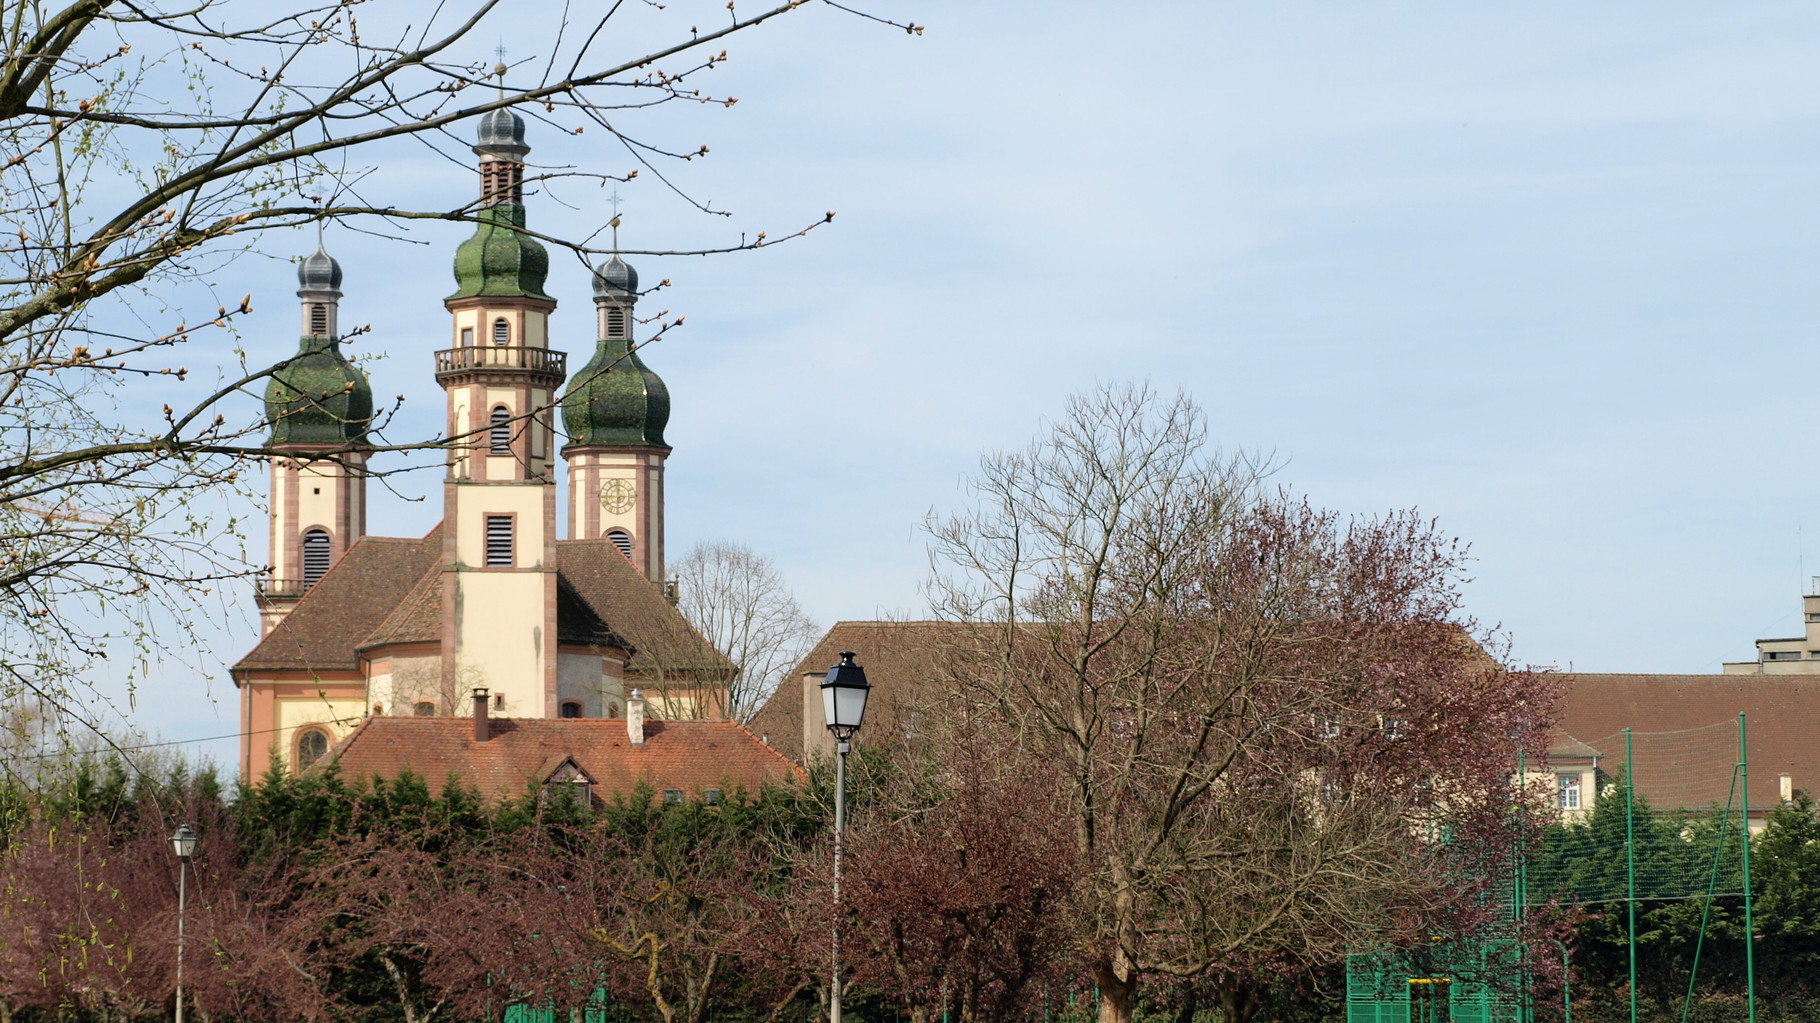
[229,107,795,798]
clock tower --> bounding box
[560,251,670,580]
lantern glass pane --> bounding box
[834,684,869,731]
[821,684,839,731]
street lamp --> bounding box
[170,824,198,1023]
[820,650,871,1023]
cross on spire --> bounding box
[493,43,507,97]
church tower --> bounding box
[435,106,567,717]
[258,244,373,635]
[561,249,671,580]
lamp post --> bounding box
[820,650,871,1023]
[170,824,198,1023]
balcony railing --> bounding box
[434,345,566,378]
[256,577,311,600]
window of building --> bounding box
[301,528,332,585]
[606,307,627,337]
[560,701,582,719]
[461,326,474,346]
[493,692,505,710]
[414,702,435,717]
[493,318,510,346]
[606,529,634,561]
[485,515,514,566]
[1558,774,1582,810]
[1766,651,1804,661]
[662,788,683,805]
[309,304,327,335]
[295,727,329,770]
[704,788,723,805]
[490,405,512,454]
[1314,714,1341,741]
[1381,717,1408,741]
[1806,613,1820,623]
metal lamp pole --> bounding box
[170,824,198,1023]
[820,651,872,1023]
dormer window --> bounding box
[493,318,510,346]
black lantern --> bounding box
[819,650,872,744]
[170,823,198,859]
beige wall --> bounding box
[453,482,546,567]
[452,571,546,715]
[275,694,365,771]
[558,652,628,716]
[368,654,443,715]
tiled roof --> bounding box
[321,715,802,802]
[1558,673,1820,813]
[235,530,444,672]
[233,527,725,677]
[748,620,984,761]
[556,539,728,676]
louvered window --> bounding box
[606,529,633,561]
[493,318,510,345]
[606,307,627,338]
[302,529,332,585]
[485,515,514,566]
[309,304,327,335]
[490,406,512,453]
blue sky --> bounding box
[110,2,1820,772]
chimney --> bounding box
[1781,772,1794,803]
[626,688,645,746]
[472,687,490,743]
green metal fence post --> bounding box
[1740,713,1757,1023]
[1625,727,1636,1023]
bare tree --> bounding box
[673,540,819,721]
[0,0,917,733]
[926,383,1558,1023]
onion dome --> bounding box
[592,254,637,299]
[297,245,343,294]
[264,336,373,447]
[562,256,667,449]
[475,107,528,156]
[449,204,552,300]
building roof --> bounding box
[233,529,728,678]
[1557,673,1820,813]
[747,620,984,761]
[321,715,802,802]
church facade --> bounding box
[232,108,729,782]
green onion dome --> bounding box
[448,203,552,301]
[561,256,669,450]
[264,335,373,447]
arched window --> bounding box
[559,701,582,719]
[295,727,330,770]
[301,528,332,585]
[309,304,328,335]
[490,405,512,453]
[605,529,633,561]
[413,702,436,717]
[493,318,510,345]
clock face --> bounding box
[600,478,636,514]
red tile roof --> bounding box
[1557,673,1820,813]
[322,715,803,802]
[235,530,443,672]
[747,620,985,760]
